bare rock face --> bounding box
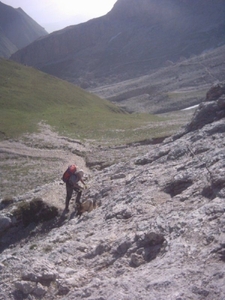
[185,83,225,132]
[0,84,225,299]
[206,83,225,101]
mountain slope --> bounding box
[10,0,225,88]
[90,44,225,113]
[0,58,124,140]
[1,58,182,143]
[0,1,48,58]
[0,83,224,299]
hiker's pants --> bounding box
[65,182,82,209]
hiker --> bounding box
[64,169,86,212]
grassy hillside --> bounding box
[0,58,188,144]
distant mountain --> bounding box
[10,0,225,89]
[0,1,48,58]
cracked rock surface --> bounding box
[0,84,225,299]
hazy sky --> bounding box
[2,0,118,33]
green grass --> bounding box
[0,58,181,144]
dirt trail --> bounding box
[0,123,91,205]
[0,122,88,169]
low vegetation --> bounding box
[0,58,189,145]
[11,197,58,227]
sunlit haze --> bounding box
[2,0,118,32]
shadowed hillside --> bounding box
[0,1,47,58]
[10,0,225,89]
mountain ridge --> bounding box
[10,0,225,90]
[0,1,48,58]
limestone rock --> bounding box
[0,84,225,299]
[14,281,36,294]
[0,214,11,234]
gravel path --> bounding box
[0,123,90,203]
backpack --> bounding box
[68,174,79,186]
[62,165,77,182]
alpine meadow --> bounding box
[0,58,189,144]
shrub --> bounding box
[0,196,15,209]
[12,198,58,227]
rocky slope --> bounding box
[10,0,225,88]
[0,84,225,299]
[0,1,48,58]
[90,44,225,113]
